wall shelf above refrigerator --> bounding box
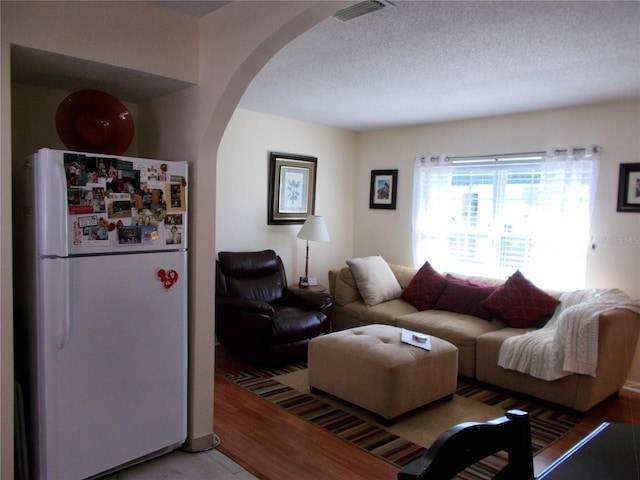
[10,45,196,104]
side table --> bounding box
[289,284,326,293]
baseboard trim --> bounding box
[182,432,218,453]
[623,381,640,394]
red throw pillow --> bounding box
[402,261,447,310]
[481,270,560,328]
[434,275,496,320]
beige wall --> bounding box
[1,0,347,476]
[3,1,199,85]
[139,2,350,451]
[354,101,640,299]
[217,101,640,384]
[216,109,357,287]
[352,101,640,384]
[2,4,200,473]
[216,101,640,302]
[11,84,141,162]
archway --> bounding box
[175,1,351,451]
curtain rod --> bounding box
[417,145,600,164]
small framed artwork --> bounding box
[268,152,317,224]
[617,163,640,212]
[369,169,398,210]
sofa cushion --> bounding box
[444,272,504,288]
[475,328,582,409]
[347,255,402,306]
[481,270,560,327]
[396,310,500,378]
[332,268,361,306]
[434,275,496,320]
[389,264,419,289]
[401,261,447,310]
[338,298,419,327]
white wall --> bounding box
[216,109,357,287]
[354,101,640,299]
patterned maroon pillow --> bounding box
[481,270,560,327]
[434,275,496,320]
[401,261,447,310]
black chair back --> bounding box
[217,249,287,303]
[398,409,534,480]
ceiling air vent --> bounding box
[333,0,395,22]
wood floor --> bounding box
[214,345,640,480]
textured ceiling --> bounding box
[13,1,639,131]
[237,1,640,131]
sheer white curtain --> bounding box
[412,147,599,289]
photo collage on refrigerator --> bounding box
[64,153,186,247]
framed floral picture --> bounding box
[369,169,398,210]
[617,163,640,212]
[268,152,317,224]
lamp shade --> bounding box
[297,215,330,242]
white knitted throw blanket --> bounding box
[498,289,640,381]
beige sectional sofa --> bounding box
[328,262,640,412]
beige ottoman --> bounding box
[308,324,458,425]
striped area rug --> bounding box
[224,365,582,478]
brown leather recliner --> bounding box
[215,249,332,366]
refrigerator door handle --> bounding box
[37,151,69,257]
[41,258,73,350]
[58,260,71,350]
[40,258,72,350]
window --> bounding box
[412,149,599,289]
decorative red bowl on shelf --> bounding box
[56,89,134,155]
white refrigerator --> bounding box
[16,148,188,480]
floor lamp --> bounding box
[296,215,330,286]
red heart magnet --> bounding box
[157,269,179,290]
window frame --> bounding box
[412,151,598,289]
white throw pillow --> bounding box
[346,255,402,306]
